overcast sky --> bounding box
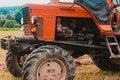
[0,0,73,7]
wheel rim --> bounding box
[37,58,67,80]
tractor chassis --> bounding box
[0,35,107,56]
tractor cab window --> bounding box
[60,0,73,3]
[75,0,110,24]
[112,0,120,6]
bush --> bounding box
[14,24,21,28]
[3,20,20,28]
[0,19,6,27]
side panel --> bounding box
[23,3,116,40]
[36,17,44,37]
[28,4,92,40]
[29,4,92,18]
[42,16,56,40]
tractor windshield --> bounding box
[76,0,110,24]
[113,0,120,6]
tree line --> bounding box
[0,6,22,28]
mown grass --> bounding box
[0,28,20,31]
[0,48,20,80]
[0,70,19,80]
[75,64,120,80]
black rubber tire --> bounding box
[23,45,75,80]
[6,51,22,77]
[90,50,120,71]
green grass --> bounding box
[74,64,120,80]
[0,28,20,31]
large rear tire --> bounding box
[90,50,120,71]
[6,51,22,77]
[23,45,75,80]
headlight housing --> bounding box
[21,18,23,25]
[31,16,37,24]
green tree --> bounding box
[6,14,14,20]
[3,20,19,28]
[15,11,22,24]
[0,14,6,20]
[0,8,8,15]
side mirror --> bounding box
[31,16,37,24]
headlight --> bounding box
[31,16,37,24]
[21,18,23,25]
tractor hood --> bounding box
[76,0,110,24]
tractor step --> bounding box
[109,43,118,46]
[105,35,120,58]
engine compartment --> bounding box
[55,17,100,43]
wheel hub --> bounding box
[37,58,66,80]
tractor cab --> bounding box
[111,0,120,32]
[75,0,120,33]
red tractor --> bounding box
[1,0,120,80]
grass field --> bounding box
[0,31,120,80]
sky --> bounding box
[0,0,73,7]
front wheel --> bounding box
[23,45,75,80]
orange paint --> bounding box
[22,2,116,40]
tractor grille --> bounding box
[22,7,30,24]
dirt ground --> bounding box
[0,45,7,71]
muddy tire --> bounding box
[6,51,22,77]
[23,45,75,80]
[90,50,120,71]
